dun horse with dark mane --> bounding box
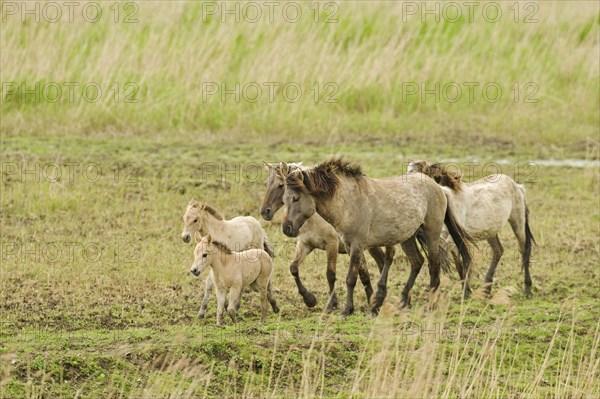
[282,158,475,314]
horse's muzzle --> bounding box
[181,234,191,243]
[282,221,299,238]
[190,268,200,276]
[261,207,273,221]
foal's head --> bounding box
[190,233,214,276]
[190,233,233,276]
[181,200,206,243]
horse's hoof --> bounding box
[303,292,318,308]
[370,306,380,316]
[400,300,411,309]
[197,311,206,319]
[524,287,533,298]
[340,307,354,317]
[272,305,280,314]
[325,298,338,313]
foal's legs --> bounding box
[400,236,425,308]
[509,213,533,297]
[215,288,227,326]
[483,235,504,295]
[290,241,318,307]
[342,245,364,317]
[325,239,340,312]
[227,286,242,323]
[198,275,213,318]
[371,245,397,314]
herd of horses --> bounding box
[181,158,536,326]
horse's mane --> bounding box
[422,162,463,192]
[190,201,224,220]
[211,240,233,254]
[286,157,364,198]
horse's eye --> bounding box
[193,218,198,223]
[292,195,299,202]
[202,253,208,258]
[278,183,284,188]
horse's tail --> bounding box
[443,195,476,278]
[523,204,537,270]
[415,228,453,275]
[263,232,275,259]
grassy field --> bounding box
[1,1,600,398]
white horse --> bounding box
[181,200,274,317]
[408,161,536,296]
[190,233,279,326]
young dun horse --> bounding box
[408,160,536,296]
[261,162,395,312]
[181,200,274,317]
[190,233,279,326]
[282,158,474,315]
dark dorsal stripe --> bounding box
[211,240,232,254]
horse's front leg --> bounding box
[325,239,339,313]
[215,287,227,327]
[227,286,242,323]
[198,274,213,318]
[342,245,363,317]
[290,241,317,308]
[371,245,396,314]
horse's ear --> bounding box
[279,162,289,176]
[206,234,212,243]
[263,161,273,171]
[189,199,197,206]
[194,231,202,243]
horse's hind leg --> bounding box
[371,246,397,314]
[259,284,270,323]
[325,239,339,312]
[290,241,317,308]
[509,211,533,297]
[267,281,279,313]
[483,235,504,295]
[357,253,373,306]
[198,275,213,318]
[400,236,425,308]
[368,247,386,273]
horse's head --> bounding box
[190,233,214,276]
[282,167,316,237]
[181,200,207,243]
[260,161,286,221]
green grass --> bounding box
[1,1,599,157]
[1,135,599,398]
[1,1,600,398]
